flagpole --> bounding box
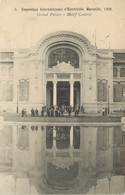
[108,38,111,50]
[95,30,97,48]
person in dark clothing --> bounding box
[21,109,25,117]
[41,108,44,117]
[35,126,38,131]
[75,108,79,117]
[75,109,77,117]
[47,108,50,117]
[50,107,54,117]
[68,106,72,117]
[59,107,63,117]
[31,126,35,130]
[31,108,35,117]
[55,108,58,117]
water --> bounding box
[0,124,125,194]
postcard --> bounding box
[0,0,125,194]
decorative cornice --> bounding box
[14,31,114,59]
[37,31,96,55]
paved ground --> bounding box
[1,112,122,123]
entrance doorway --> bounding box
[46,81,81,107]
[57,82,70,106]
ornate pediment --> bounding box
[52,61,75,72]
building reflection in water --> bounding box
[0,124,124,194]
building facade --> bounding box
[0,31,125,113]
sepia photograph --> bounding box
[0,0,125,194]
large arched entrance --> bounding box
[45,39,82,108]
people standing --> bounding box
[35,108,39,117]
[31,108,35,117]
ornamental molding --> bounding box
[13,31,114,60]
[52,61,75,73]
[38,31,95,51]
[15,31,97,58]
[96,52,113,60]
[14,49,39,59]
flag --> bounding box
[105,34,110,39]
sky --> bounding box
[0,0,125,50]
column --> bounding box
[53,81,57,106]
[117,67,120,78]
[70,81,74,107]
[70,126,74,148]
[13,80,19,113]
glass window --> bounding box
[113,83,125,102]
[19,79,29,101]
[120,68,125,77]
[48,47,79,68]
[97,80,107,102]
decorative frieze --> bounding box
[57,73,70,79]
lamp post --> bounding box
[107,85,110,115]
[108,173,112,193]
[16,84,19,114]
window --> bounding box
[97,80,107,101]
[19,79,29,101]
[120,68,125,77]
[113,83,125,102]
[0,81,13,101]
[48,46,79,68]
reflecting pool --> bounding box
[0,124,125,194]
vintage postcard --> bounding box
[0,0,125,194]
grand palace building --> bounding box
[0,31,125,113]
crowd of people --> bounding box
[21,105,85,117]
